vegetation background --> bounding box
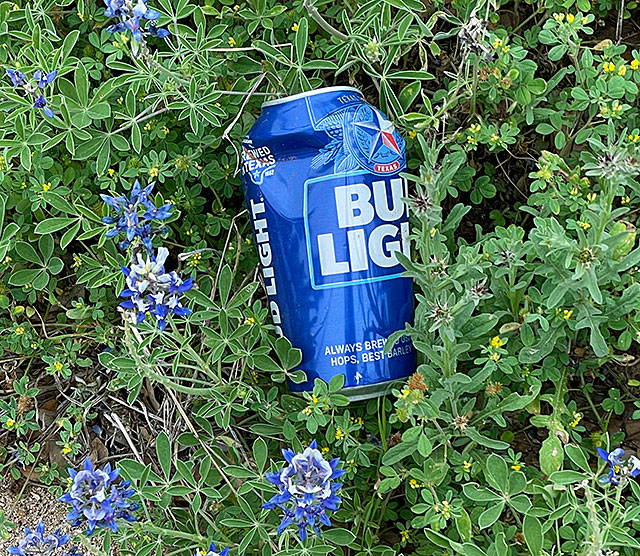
[2,0,640,554]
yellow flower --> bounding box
[511,463,522,471]
[603,62,616,74]
[352,416,364,425]
[441,500,452,519]
[466,135,477,145]
[430,227,437,238]
[228,37,236,47]
[563,309,573,320]
[631,59,640,70]
[245,236,252,245]
[53,361,64,372]
[566,13,575,23]
[6,418,15,427]
[244,317,256,326]
[144,122,152,131]
[553,12,564,21]
[162,126,170,135]
[581,16,589,24]
[629,134,640,143]
[42,182,51,191]
[462,460,472,472]
[586,192,597,202]
[302,407,312,416]
[621,195,631,205]
[62,444,72,455]
[490,133,500,143]
[490,335,503,348]
[108,168,116,176]
[311,394,319,404]
[15,326,25,336]
[469,123,481,134]
[569,187,579,195]
[400,530,410,542]
[4,256,11,264]
[408,129,417,139]
[489,352,500,362]
[335,428,344,440]
[149,167,159,178]
[618,64,627,76]
[578,221,591,230]
[492,38,503,49]
[612,101,623,115]
[30,343,38,349]
[291,23,299,32]
[409,478,420,489]
[570,411,582,427]
[117,96,124,104]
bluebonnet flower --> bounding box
[59,458,139,535]
[262,440,344,541]
[33,94,54,118]
[597,447,640,485]
[33,69,57,88]
[195,542,230,556]
[6,68,26,87]
[120,247,193,330]
[5,68,57,118]
[103,0,169,42]
[101,179,172,251]
[8,520,81,556]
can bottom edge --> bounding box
[293,377,407,402]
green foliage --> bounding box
[1,0,640,555]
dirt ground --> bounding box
[0,478,72,551]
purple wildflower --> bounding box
[195,542,230,556]
[262,440,344,541]
[6,68,26,87]
[597,447,640,485]
[101,179,172,252]
[8,520,80,556]
[59,458,139,535]
[103,0,169,41]
[119,247,193,330]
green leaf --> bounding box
[382,441,417,466]
[485,454,508,492]
[548,470,585,484]
[455,509,472,542]
[35,217,76,234]
[156,431,172,479]
[478,501,505,529]
[15,242,43,265]
[218,265,233,306]
[322,528,356,546]
[8,269,42,286]
[523,515,543,555]
[540,434,564,476]
[253,437,268,473]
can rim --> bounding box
[261,86,362,107]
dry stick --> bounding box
[616,0,625,44]
[222,73,267,177]
[106,411,145,465]
[212,209,248,300]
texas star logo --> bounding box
[311,103,406,175]
[349,105,405,174]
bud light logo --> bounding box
[304,172,410,289]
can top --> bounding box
[261,86,362,108]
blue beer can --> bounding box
[241,86,415,400]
